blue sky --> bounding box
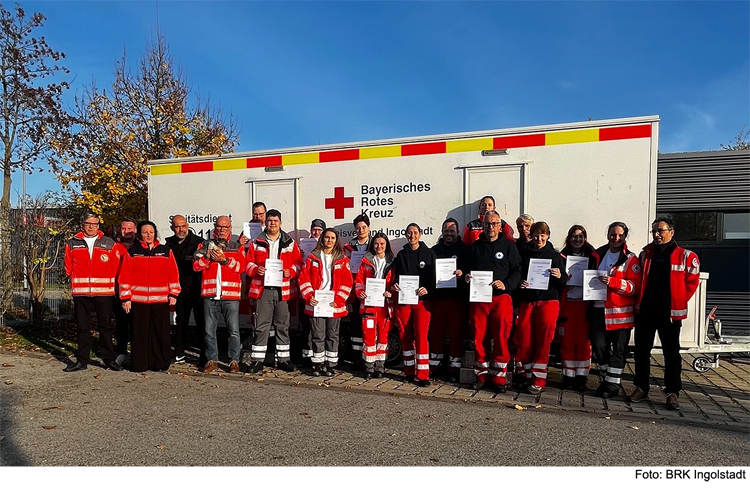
[12,0,750,203]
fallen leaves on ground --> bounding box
[629,426,640,430]
[1,363,14,367]
[156,444,165,450]
[4,380,12,385]
[514,404,526,411]
[42,425,57,430]
[42,406,62,411]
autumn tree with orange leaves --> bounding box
[52,34,239,223]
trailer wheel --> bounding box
[386,328,402,366]
[692,356,712,373]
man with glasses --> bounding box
[629,215,700,410]
[193,215,245,374]
[166,215,206,366]
[63,213,123,372]
[344,213,372,370]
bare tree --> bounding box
[720,126,750,150]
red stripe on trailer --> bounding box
[494,134,546,149]
[402,142,446,156]
[320,149,359,162]
[247,155,282,169]
[599,124,652,141]
[181,161,213,173]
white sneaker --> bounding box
[174,355,185,364]
[115,354,126,366]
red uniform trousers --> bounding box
[514,300,560,387]
[361,307,391,374]
[470,294,513,386]
[394,301,431,380]
[558,300,592,382]
[428,299,467,376]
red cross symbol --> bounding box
[325,187,354,219]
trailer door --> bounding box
[248,178,299,235]
[463,164,526,227]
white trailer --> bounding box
[148,115,660,251]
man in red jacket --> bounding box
[629,216,700,410]
[63,213,123,372]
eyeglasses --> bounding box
[651,228,672,234]
[83,222,100,226]
[483,222,501,227]
[214,225,231,230]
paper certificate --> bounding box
[364,278,386,308]
[526,258,552,290]
[435,258,458,289]
[349,250,366,274]
[299,237,318,261]
[313,290,335,318]
[583,270,607,301]
[263,258,284,287]
[243,221,263,240]
[397,275,420,305]
[566,256,588,286]
[469,271,493,303]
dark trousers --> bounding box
[349,299,363,363]
[113,296,131,355]
[589,308,631,390]
[73,296,115,365]
[131,302,172,372]
[634,314,683,395]
[173,294,206,362]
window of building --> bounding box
[666,212,718,242]
[723,212,750,240]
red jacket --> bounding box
[193,237,245,300]
[462,218,514,245]
[595,243,642,331]
[638,243,700,321]
[245,230,303,301]
[298,251,352,317]
[354,252,395,314]
[118,240,181,304]
[64,231,121,297]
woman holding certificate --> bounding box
[354,232,395,379]
[591,221,642,399]
[514,221,568,394]
[391,223,436,387]
[298,228,353,377]
[558,225,600,392]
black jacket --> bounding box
[470,234,522,297]
[518,241,569,302]
[431,238,471,300]
[393,241,437,301]
[165,231,204,298]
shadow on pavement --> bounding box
[0,386,30,466]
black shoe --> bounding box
[324,367,335,377]
[248,361,264,374]
[106,361,124,372]
[600,386,619,399]
[573,382,588,393]
[277,361,296,373]
[417,379,431,387]
[373,371,383,379]
[448,375,458,383]
[364,372,373,380]
[63,361,87,373]
[404,375,415,383]
[493,384,507,394]
[473,381,485,391]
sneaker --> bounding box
[628,387,648,403]
[174,355,186,364]
[526,384,543,395]
[665,393,680,410]
[115,354,127,366]
[229,361,240,373]
[202,360,217,374]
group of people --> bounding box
[63,196,700,410]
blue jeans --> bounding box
[203,298,241,363]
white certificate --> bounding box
[583,270,607,301]
[263,258,284,287]
[364,278,386,308]
[243,221,263,240]
[349,250,366,274]
[397,275,420,305]
[469,271,493,303]
[526,258,552,290]
[313,290,335,318]
[566,256,588,287]
[435,258,458,289]
[299,237,318,261]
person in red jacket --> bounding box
[514,221,568,394]
[558,224,600,392]
[245,209,303,374]
[354,232,395,379]
[193,215,246,374]
[298,228,353,376]
[119,221,181,373]
[629,216,700,410]
[63,213,123,372]
[591,221,642,399]
[462,196,514,245]
[391,223,436,387]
